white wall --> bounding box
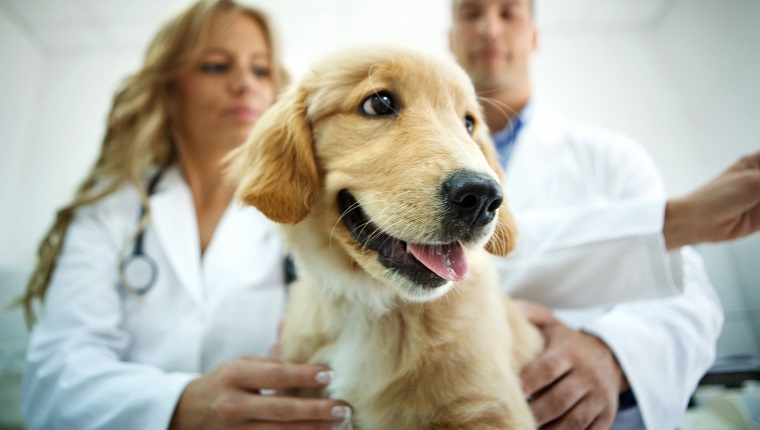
[0,10,43,270]
[268,0,452,80]
[0,9,43,427]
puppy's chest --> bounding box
[314,316,392,400]
[283,278,394,394]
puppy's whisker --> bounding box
[330,196,386,255]
[337,193,426,255]
[365,202,417,243]
[477,96,522,130]
[330,196,400,253]
[476,84,524,98]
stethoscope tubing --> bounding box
[120,168,165,294]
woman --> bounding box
[18,1,350,428]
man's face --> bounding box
[450,0,536,93]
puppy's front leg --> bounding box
[280,280,334,400]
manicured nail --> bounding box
[331,405,349,418]
[332,406,352,429]
[315,370,333,385]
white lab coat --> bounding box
[21,165,286,430]
[495,103,724,430]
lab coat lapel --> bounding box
[150,166,205,306]
[505,102,564,208]
[201,202,274,296]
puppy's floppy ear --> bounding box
[230,81,317,224]
[486,203,519,257]
[475,126,519,257]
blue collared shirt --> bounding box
[490,100,534,169]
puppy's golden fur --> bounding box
[232,45,544,429]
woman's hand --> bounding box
[169,355,351,429]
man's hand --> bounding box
[665,151,760,250]
[517,301,628,430]
[169,355,351,429]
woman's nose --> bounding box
[229,66,257,95]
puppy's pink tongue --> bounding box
[407,242,469,282]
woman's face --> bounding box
[174,14,275,153]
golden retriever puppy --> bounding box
[232,45,544,429]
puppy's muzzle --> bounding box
[443,171,503,229]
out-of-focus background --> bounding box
[0,0,758,428]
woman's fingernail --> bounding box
[332,406,352,429]
[331,405,349,418]
[315,370,333,385]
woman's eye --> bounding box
[252,67,270,78]
[200,63,228,73]
[465,115,475,135]
[361,91,397,116]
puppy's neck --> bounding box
[304,263,401,317]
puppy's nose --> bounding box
[443,171,503,227]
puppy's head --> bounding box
[232,45,517,302]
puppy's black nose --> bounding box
[443,171,503,227]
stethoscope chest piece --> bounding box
[121,253,158,294]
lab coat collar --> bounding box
[504,101,567,186]
[149,165,205,306]
[200,198,277,297]
[514,101,566,148]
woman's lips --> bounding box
[225,106,260,122]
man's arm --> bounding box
[664,151,760,249]
[501,151,760,308]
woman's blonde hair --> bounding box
[18,0,289,327]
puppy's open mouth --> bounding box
[338,190,469,288]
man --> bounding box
[450,0,760,429]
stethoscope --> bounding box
[120,168,165,294]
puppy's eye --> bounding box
[465,115,475,135]
[361,91,397,116]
